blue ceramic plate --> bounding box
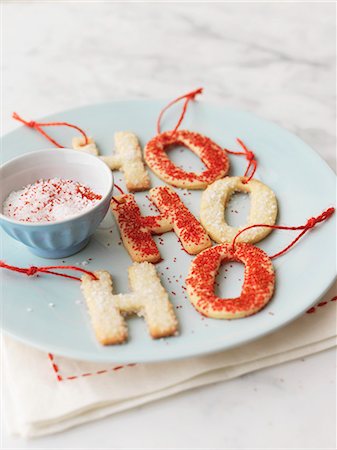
[1,100,336,363]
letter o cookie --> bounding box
[186,243,275,319]
[144,130,230,189]
[200,176,277,244]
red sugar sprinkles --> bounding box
[186,243,275,320]
[3,178,102,223]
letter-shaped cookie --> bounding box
[100,131,151,192]
[200,177,278,244]
[144,130,230,189]
[72,136,99,156]
[81,262,178,345]
[149,186,211,254]
[111,194,171,263]
[111,187,211,262]
[186,243,275,319]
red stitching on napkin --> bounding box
[46,296,336,380]
[317,301,328,307]
[306,296,337,314]
[47,353,136,382]
[48,353,63,381]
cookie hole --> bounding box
[225,191,250,227]
[167,144,207,174]
[215,261,245,298]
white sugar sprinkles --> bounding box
[3,178,102,223]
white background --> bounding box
[1,1,336,449]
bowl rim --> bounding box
[0,148,114,227]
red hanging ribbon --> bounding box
[231,207,335,258]
[157,87,203,134]
[12,112,89,149]
[114,184,125,195]
[225,139,257,183]
[0,261,98,281]
[111,183,125,205]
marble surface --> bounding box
[1,1,336,448]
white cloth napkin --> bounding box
[3,282,336,438]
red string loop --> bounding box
[110,183,125,206]
[157,87,203,135]
[12,112,89,149]
[0,261,98,281]
[225,138,257,183]
[231,207,335,258]
[114,184,125,195]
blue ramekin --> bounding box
[0,148,114,258]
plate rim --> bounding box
[3,274,336,364]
